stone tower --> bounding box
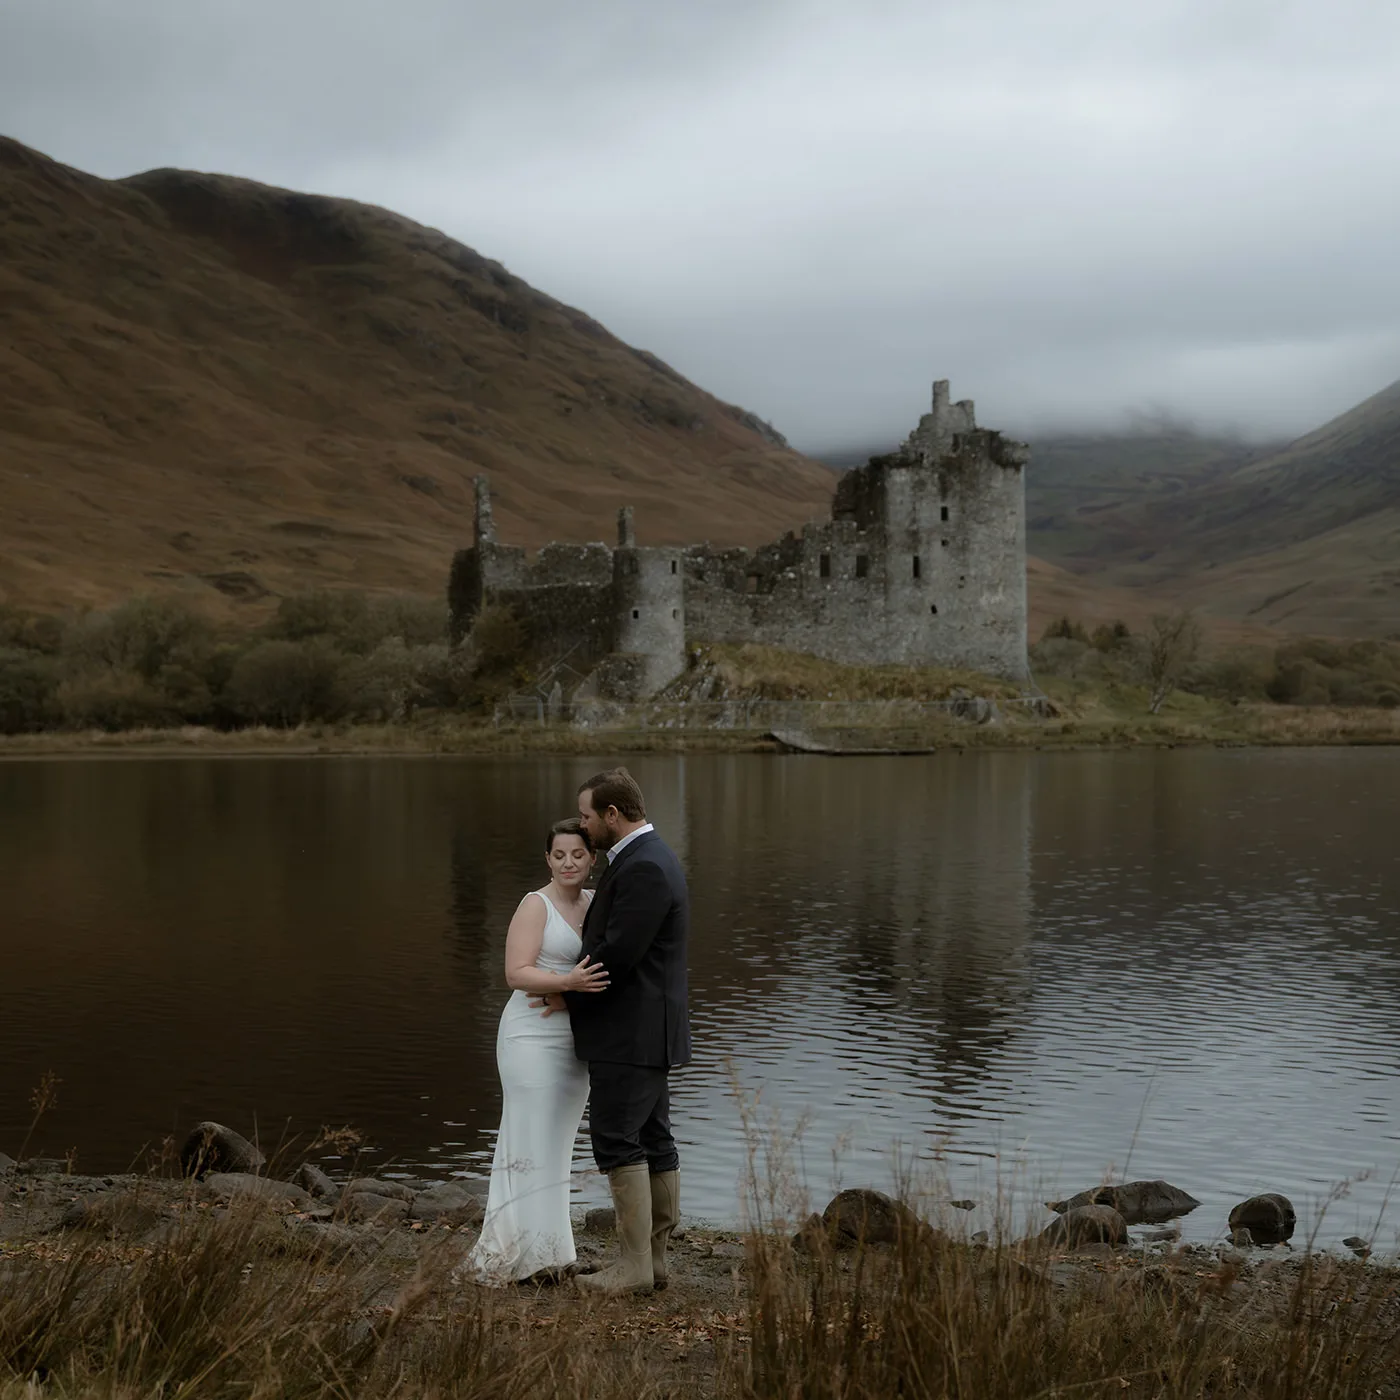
[611,507,686,698]
[869,379,1029,678]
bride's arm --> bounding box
[504,895,609,995]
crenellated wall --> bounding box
[446,379,1030,694]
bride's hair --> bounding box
[546,817,593,853]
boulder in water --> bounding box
[1228,1193,1295,1245]
[1048,1180,1200,1225]
[180,1122,265,1179]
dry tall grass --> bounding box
[735,1223,1400,1399]
[4,1195,1398,1399]
[0,1200,663,1399]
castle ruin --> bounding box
[447,379,1030,696]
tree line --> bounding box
[1034,615,1400,712]
[0,591,528,734]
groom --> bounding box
[543,766,690,1295]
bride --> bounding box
[466,818,609,1282]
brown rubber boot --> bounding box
[649,1170,680,1290]
[575,1163,655,1296]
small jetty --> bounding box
[768,729,938,757]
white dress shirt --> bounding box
[607,822,654,862]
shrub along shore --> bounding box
[2,591,1398,754]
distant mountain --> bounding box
[1053,382,1400,635]
[1020,429,1275,567]
[1082,380,1400,563]
[0,136,836,614]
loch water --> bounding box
[2,750,1397,1246]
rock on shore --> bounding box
[1040,1205,1130,1248]
[202,1173,314,1210]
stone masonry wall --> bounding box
[446,381,1030,692]
[682,384,1029,679]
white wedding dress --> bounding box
[466,888,591,1282]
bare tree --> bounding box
[1143,612,1202,714]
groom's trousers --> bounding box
[587,1061,678,1174]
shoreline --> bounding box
[3,719,1399,760]
[6,740,1400,761]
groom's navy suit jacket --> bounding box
[564,830,691,1070]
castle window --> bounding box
[941,539,949,548]
[746,574,759,594]
[855,555,869,579]
[628,557,640,575]
[632,609,640,619]
[912,556,921,580]
[672,609,679,619]
[671,560,677,574]
[930,604,939,615]
[941,506,949,522]
[819,553,831,579]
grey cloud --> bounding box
[3,0,1399,451]
[0,0,792,177]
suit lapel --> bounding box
[582,832,656,938]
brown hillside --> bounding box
[0,136,838,615]
[1038,382,1400,635]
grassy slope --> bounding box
[0,136,836,617]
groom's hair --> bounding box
[580,766,646,822]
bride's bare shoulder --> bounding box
[511,889,549,921]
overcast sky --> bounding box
[4,0,1399,451]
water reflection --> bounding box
[2,750,1398,1248]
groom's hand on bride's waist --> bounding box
[528,993,567,1017]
